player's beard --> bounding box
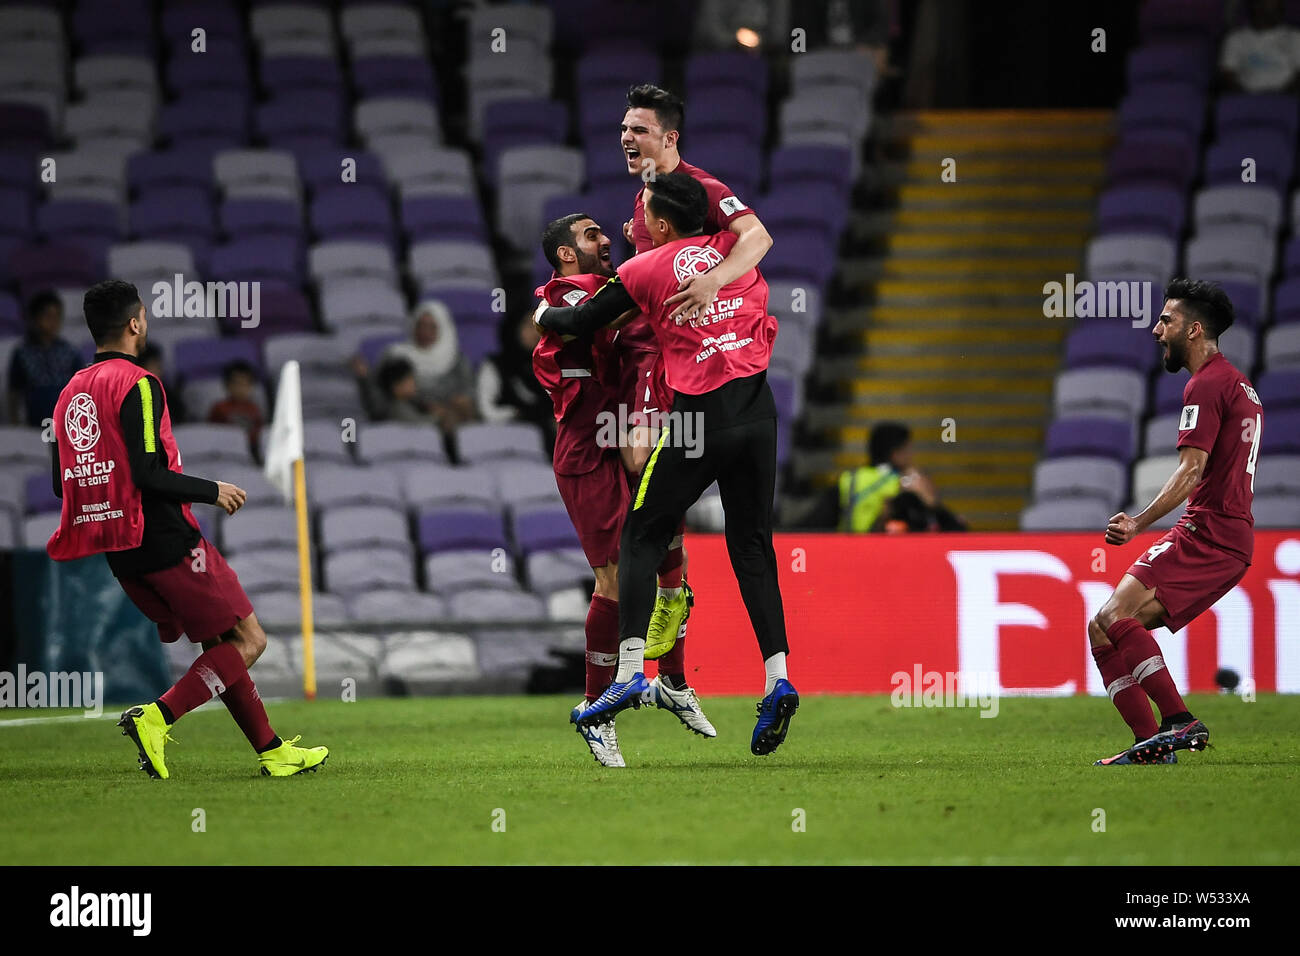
[577,247,614,278]
[1163,335,1186,373]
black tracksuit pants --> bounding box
[618,371,789,662]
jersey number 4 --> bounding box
[1244,414,1262,493]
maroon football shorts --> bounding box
[619,348,674,425]
[1125,524,1249,632]
[117,537,255,643]
[556,452,631,568]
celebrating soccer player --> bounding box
[1090,279,1262,765]
[535,174,797,756]
[46,280,328,779]
[535,214,717,767]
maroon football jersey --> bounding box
[1174,351,1262,563]
[532,274,619,476]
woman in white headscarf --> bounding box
[384,299,476,431]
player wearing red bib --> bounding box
[1091,280,1262,766]
[47,280,327,779]
[536,174,797,757]
[534,215,716,767]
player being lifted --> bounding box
[1091,279,1262,765]
[47,280,328,779]
[536,174,797,756]
[535,214,716,767]
[612,85,774,671]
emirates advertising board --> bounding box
[680,531,1300,698]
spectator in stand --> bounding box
[384,299,476,432]
[208,359,264,451]
[370,356,431,423]
[809,422,966,532]
[8,290,83,427]
[1219,0,1300,93]
[476,309,553,435]
[138,342,186,423]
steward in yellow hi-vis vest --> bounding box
[837,463,901,532]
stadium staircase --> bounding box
[798,109,1114,530]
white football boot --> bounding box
[571,700,626,767]
[650,676,717,738]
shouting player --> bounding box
[1091,279,1262,765]
[536,174,797,756]
[535,214,716,767]
[614,84,774,666]
[47,280,328,779]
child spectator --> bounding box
[208,359,264,451]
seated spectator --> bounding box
[208,359,264,450]
[808,421,966,531]
[1219,0,1300,93]
[8,290,83,427]
[372,356,433,423]
[385,299,476,432]
[476,309,552,433]
[137,342,185,420]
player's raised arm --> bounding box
[1106,445,1208,546]
[535,275,639,337]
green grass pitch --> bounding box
[1,693,1297,865]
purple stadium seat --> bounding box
[1260,409,1300,454]
[1138,0,1225,41]
[0,187,34,239]
[1106,133,1197,189]
[310,184,395,248]
[257,90,346,147]
[0,291,20,335]
[351,57,438,101]
[1257,369,1300,410]
[0,150,41,194]
[1116,83,1205,141]
[1125,41,1213,89]
[209,236,302,285]
[8,243,100,297]
[1063,321,1158,372]
[1152,371,1189,415]
[683,133,761,199]
[512,506,582,556]
[1210,280,1261,327]
[128,149,222,194]
[1283,238,1300,279]
[576,49,662,91]
[227,282,314,339]
[401,195,488,243]
[683,85,766,145]
[483,98,569,183]
[220,198,302,239]
[1203,132,1294,189]
[686,50,769,99]
[24,472,59,515]
[584,142,633,187]
[295,149,386,194]
[357,332,405,366]
[166,39,250,95]
[1044,417,1137,462]
[0,103,52,153]
[1095,184,1186,237]
[457,324,497,366]
[259,57,343,95]
[578,85,634,145]
[174,337,261,382]
[760,228,836,287]
[130,188,216,250]
[767,144,853,194]
[35,200,124,266]
[158,92,249,149]
[420,287,498,327]
[1275,277,1300,324]
[73,0,155,54]
[1214,93,1300,141]
[162,2,244,41]
[418,509,509,553]
[760,184,846,239]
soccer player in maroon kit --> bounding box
[535,174,797,756]
[613,84,774,668]
[1091,279,1262,765]
[535,214,717,767]
[47,280,328,778]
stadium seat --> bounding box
[494,460,564,511]
[213,149,301,203]
[1032,456,1127,508]
[512,505,581,556]
[1250,495,1300,529]
[1105,133,1197,190]
[1143,413,1182,455]
[1019,499,1112,531]
[1132,454,1180,504]
[418,509,509,553]
[456,422,547,464]
[1053,368,1147,421]
[221,506,298,555]
[1192,185,1283,240]
[401,464,499,513]
[423,549,519,595]
[525,548,592,594]
[1044,417,1136,461]
[496,145,584,251]
[24,471,59,514]
[227,547,300,594]
[447,587,546,622]
[323,548,416,595]
[1260,409,1300,454]
[347,589,448,626]
[307,463,406,512]
[1063,322,1157,372]
[171,423,254,467]
[318,505,411,555]
[1264,325,1300,370]
[381,147,476,198]
[1254,454,1300,496]
[355,422,448,466]
[1095,184,1186,238]
[256,590,348,630]
[1084,234,1176,286]
[408,240,499,290]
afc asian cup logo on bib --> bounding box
[673,245,724,284]
[65,392,101,452]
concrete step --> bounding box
[896,182,1099,205]
[879,255,1079,277]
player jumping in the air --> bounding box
[47,280,328,779]
[535,174,796,756]
[612,84,774,667]
[535,214,716,767]
[1090,279,1262,766]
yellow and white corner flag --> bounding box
[262,360,316,698]
[264,359,304,503]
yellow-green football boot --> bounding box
[117,703,175,779]
[258,735,329,776]
[644,581,694,661]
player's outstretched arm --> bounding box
[535,276,639,337]
[1105,446,1208,545]
[666,213,772,323]
[119,375,221,507]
